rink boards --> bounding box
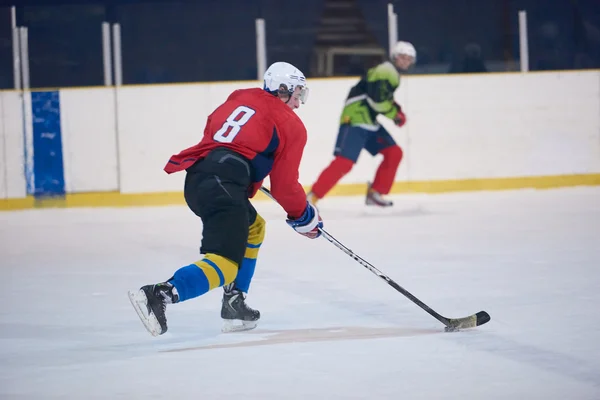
[1,70,599,210]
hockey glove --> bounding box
[393,104,407,127]
[286,201,323,239]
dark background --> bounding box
[1,0,599,89]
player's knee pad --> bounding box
[381,145,403,165]
[332,156,355,174]
[245,213,265,259]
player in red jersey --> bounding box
[128,62,323,336]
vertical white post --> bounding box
[255,18,266,81]
[112,23,123,86]
[392,12,398,48]
[518,10,529,72]
[387,3,398,56]
[102,22,113,86]
[317,50,325,76]
[110,23,123,190]
[11,6,21,90]
[18,25,33,194]
[326,49,334,76]
[19,26,30,89]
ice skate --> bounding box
[365,182,393,207]
[221,283,260,333]
[128,282,179,337]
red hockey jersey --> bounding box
[164,88,307,218]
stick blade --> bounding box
[475,311,491,326]
[445,311,491,332]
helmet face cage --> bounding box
[277,83,309,104]
[297,85,309,104]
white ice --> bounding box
[1,187,599,399]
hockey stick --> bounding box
[259,186,490,331]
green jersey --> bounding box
[340,61,401,130]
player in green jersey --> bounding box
[308,41,416,207]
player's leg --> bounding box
[221,204,266,332]
[229,204,265,294]
[308,124,369,204]
[364,125,403,207]
[129,152,250,336]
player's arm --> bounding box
[269,121,308,219]
[270,121,322,239]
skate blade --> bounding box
[365,199,393,208]
[221,319,258,333]
[128,290,162,337]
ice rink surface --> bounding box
[1,187,599,399]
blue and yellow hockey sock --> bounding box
[169,254,237,302]
[235,256,257,293]
[233,214,265,292]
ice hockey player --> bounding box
[128,61,323,336]
[307,41,416,207]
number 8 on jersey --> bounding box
[213,106,256,143]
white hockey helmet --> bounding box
[263,61,309,104]
[391,41,417,62]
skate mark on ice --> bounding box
[161,326,439,353]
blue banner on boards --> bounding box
[31,91,65,197]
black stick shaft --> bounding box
[259,186,450,326]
